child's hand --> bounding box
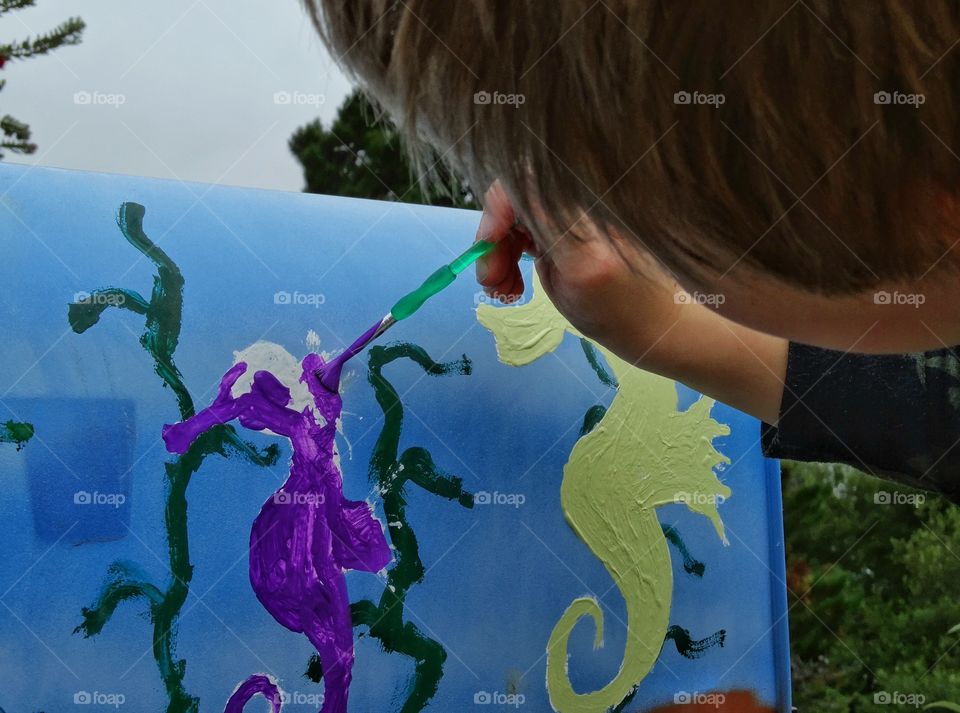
[474,181,536,303]
[473,180,788,425]
[473,180,680,366]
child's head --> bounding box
[304,1,960,346]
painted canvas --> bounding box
[0,163,791,712]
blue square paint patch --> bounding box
[7,398,135,545]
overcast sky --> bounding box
[3,0,353,191]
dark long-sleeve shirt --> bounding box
[761,342,960,503]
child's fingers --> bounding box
[484,262,521,301]
[475,181,518,288]
[476,181,517,241]
[477,236,519,288]
[483,232,526,301]
[498,260,525,301]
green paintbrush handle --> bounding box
[449,239,497,275]
[390,240,497,321]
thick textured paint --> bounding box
[334,343,473,713]
[233,341,317,414]
[578,339,724,656]
[578,349,723,660]
[0,420,33,450]
[477,274,731,713]
[163,352,391,713]
[223,674,283,713]
[647,690,774,712]
[70,203,279,713]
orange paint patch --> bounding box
[648,690,775,712]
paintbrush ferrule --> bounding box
[372,313,396,341]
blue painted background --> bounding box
[0,164,790,712]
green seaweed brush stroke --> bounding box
[1,421,33,450]
[307,342,473,712]
[69,203,279,713]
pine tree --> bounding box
[0,1,84,158]
[783,462,960,711]
[290,89,476,208]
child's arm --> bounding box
[762,343,960,503]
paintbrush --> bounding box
[316,239,497,392]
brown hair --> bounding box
[303,1,960,294]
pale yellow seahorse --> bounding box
[477,274,731,713]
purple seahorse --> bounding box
[162,352,392,713]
